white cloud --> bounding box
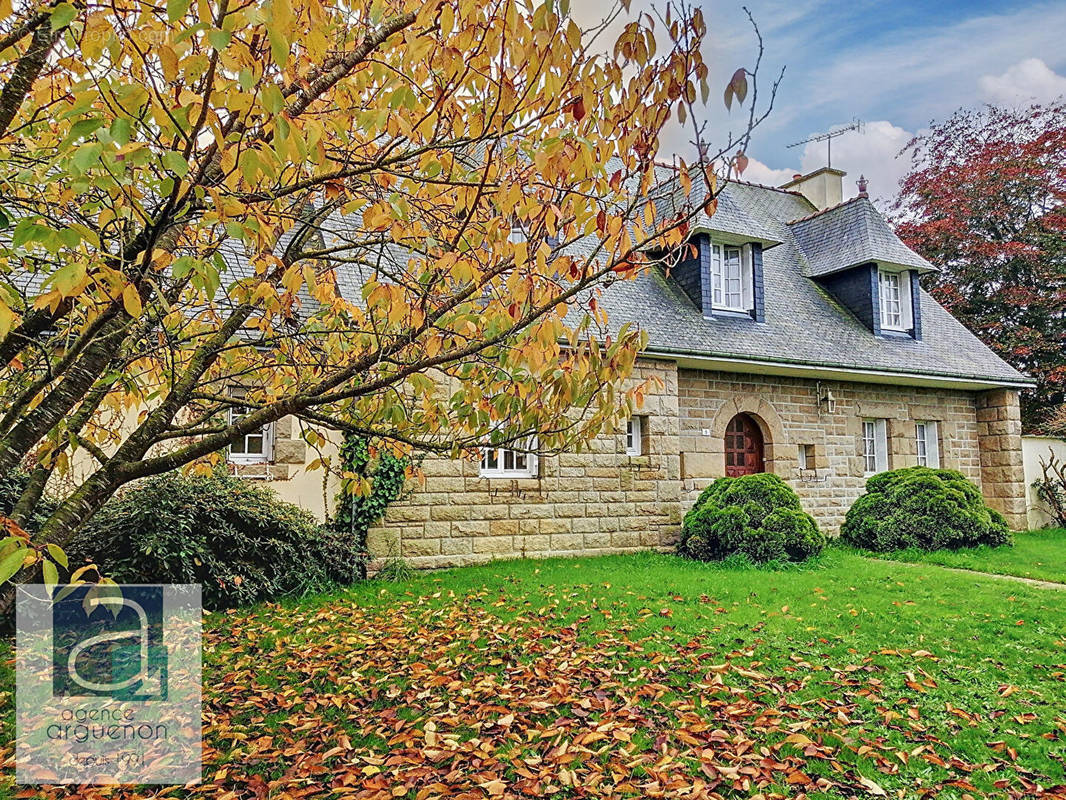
[738,157,798,188]
[978,58,1066,106]
[737,120,915,205]
[799,120,914,203]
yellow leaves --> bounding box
[122,285,143,317]
[363,203,392,230]
[679,168,692,197]
[512,240,528,270]
[439,4,454,36]
[83,12,115,59]
[266,0,295,65]
[281,265,303,294]
[0,301,15,341]
[158,45,179,81]
[49,262,89,296]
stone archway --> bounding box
[724,413,765,476]
[708,397,786,477]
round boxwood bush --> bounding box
[840,466,1012,552]
[68,471,363,609]
[679,473,824,563]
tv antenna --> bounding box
[787,120,864,169]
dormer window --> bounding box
[877,269,913,333]
[710,243,753,313]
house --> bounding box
[237,167,1033,568]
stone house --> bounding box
[236,167,1032,568]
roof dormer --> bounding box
[667,233,766,322]
[787,196,936,340]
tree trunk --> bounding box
[0,20,61,137]
[9,461,53,526]
[0,316,127,475]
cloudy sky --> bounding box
[584,0,1066,206]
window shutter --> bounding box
[741,245,754,311]
[751,242,765,322]
[875,419,889,473]
[711,244,723,306]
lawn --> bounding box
[3,550,1066,799]
[864,528,1066,585]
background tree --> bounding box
[0,0,778,595]
[893,102,1066,430]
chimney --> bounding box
[780,167,846,211]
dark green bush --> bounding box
[679,473,824,563]
[69,471,362,609]
[841,466,1012,552]
[0,467,60,533]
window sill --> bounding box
[879,329,914,339]
[706,308,755,320]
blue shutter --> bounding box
[909,270,922,340]
[699,235,713,316]
[751,242,765,322]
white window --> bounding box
[626,416,643,456]
[797,444,815,471]
[508,222,526,243]
[915,420,940,468]
[878,269,913,332]
[710,243,753,312]
[227,405,273,464]
[861,418,888,475]
[480,437,538,478]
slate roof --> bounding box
[788,195,936,277]
[27,170,1015,388]
[595,180,1029,386]
[650,165,783,247]
[304,178,1026,387]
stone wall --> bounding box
[676,369,987,534]
[975,389,1027,529]
[366,359,681,569]
[360,359,1027,568]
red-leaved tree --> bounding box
[894,102,1066,430]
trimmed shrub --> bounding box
[841,466,1012,552]
[69,471,362,609]
[679,473,825,563]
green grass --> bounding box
[3,550,1066,798]
[863,528,1066,585]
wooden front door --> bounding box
[724,413,764,477]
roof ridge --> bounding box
[785,194,867,225]
[724,178,810,199]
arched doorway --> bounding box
[724,413,765,476]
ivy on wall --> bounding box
[330,434,408,578]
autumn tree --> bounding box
[894,102,1066,430]
[0,0,778,593]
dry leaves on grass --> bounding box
[16,589,1066,800]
